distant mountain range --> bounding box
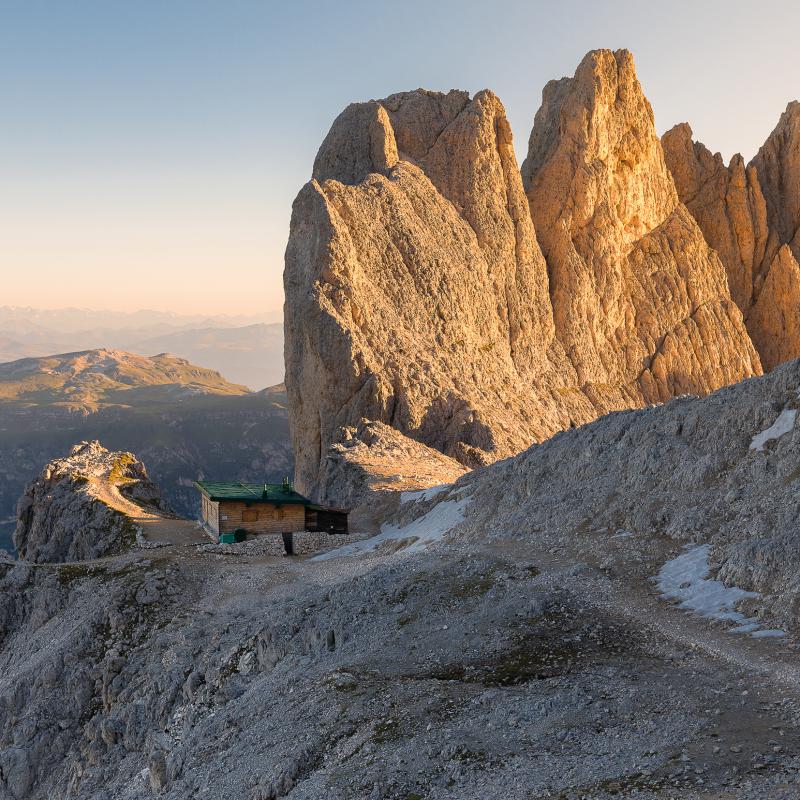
[0,348,292,551]
[128,323,284,389]
[0,306,280,333]
[0,307,284,389]
[0,349,249,412]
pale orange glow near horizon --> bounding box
[2,225,283,316]
[3,1,800,317]
[2,167,289,315]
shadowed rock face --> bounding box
[664,103,800,371]
[285,50,761,502]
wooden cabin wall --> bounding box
[218,501,305,534]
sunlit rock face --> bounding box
[521,49,759,404]
[285,50,761,502]
[665,102,800,371]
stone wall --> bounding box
[291,531,369,556]
[197,534,286,556]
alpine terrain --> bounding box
[285,49,760,503]
[4,45,800,800]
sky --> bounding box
[2,0,799,316]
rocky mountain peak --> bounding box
[664,100,800,371]
[521,48,758,398]
[523,48,678,244]
[751,100,800,257]
[312,100,399,185]
[662,121,770,315]
[285,86,572,502]
[285,50,762,503]
[14,441,167,563]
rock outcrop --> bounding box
[661,123,769,316]
[751,102,800,264]
[664,103,800,371]
[285,88,590,500]
[286,49,761,501]
[14,441,166,563]
[521,49,759,404]
[320,420,468,513]
[747,245,800,370]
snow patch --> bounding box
[400,484,451,504]
[314,494,471,561]
[750,628,786,639]
[656,545,784,639]
[750,408,797,451]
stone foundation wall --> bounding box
[199,530,370,557]
[197,534,286,557]
[291,531,369,556]
[254,535,287,556]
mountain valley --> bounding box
[0,350,292,551]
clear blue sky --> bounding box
[2,0,799,314]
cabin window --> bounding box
[242,509,258,522]
[273,507,284,520]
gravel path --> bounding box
[87,476,209,546]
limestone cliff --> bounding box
[285,50,761,501]
[285,89,592,500]
[751,102,800,264]
[747,245,800,369]
[14,441,167,563]
[521,49,759,405]
[664,103,800,370]
[661,123,769,315]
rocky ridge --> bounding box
[434,357,800,633]
[663,102,800,370]
[285,49,761,502]
[14,441,168,563]
[0,348,249,414]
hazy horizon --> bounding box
[0,304,281,321]
[3,0,799,315]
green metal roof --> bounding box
[194,481,312,505]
